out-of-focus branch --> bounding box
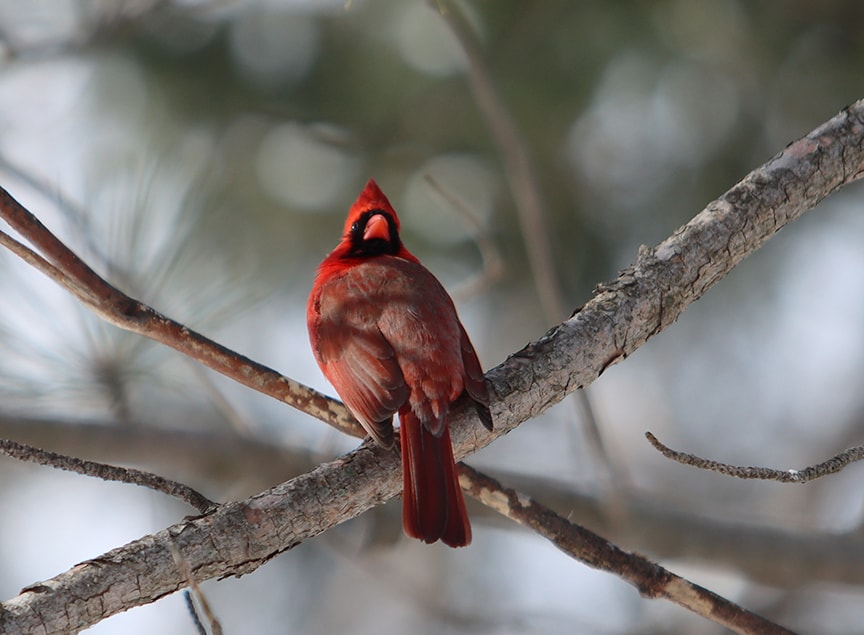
[646,432,864,483]
[0,100,863,632]
[434,0,623,495]
[0,414,308,495]
[434,0,560,320]
[423,174,504,301]
[458,465,794,635]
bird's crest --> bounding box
[344,178,400,237]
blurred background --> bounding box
[1,0,864,633]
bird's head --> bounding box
[341,179,403,258]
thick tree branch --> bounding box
[0,102,862,633]
[0,442,402,634]
[5,414,863,589]
[478,101,864,439]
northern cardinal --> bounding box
[307,179,493,547]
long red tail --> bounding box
[399,410,471,547]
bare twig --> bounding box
[488,469,864,587]
[0,228,94,302]
[0,413,308,495]
[0,438,215,513]
[0,153,114,275]
[646,432,864,483]
[458,464,794,635]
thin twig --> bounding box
[646,432,864,483]
[0,438,215,513]
[0,152,114,275]
[0,228,99,304]
[458,463,795,635]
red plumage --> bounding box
[307,179,492,547]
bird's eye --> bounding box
[350,221,360,233]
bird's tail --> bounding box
[399,410,471,547]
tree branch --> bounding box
[0,439,215,513]
[493,470,864,588]
[5,414,863,589]
[458,465,793,635]
[0,100,862,632]
[481,100,864,438]
[0,414,306,495]
[646,431,864,483]
[0,188,361,439]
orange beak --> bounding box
[363,213,390,242]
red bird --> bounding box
[307,179,493,547]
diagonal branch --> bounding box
[5,414,863,588]
[0,101,863,633]
[0,188,361,439]
[0,441,402,634]
[477,100,864,443]
[457,465,793,635]
[488,470,864,588]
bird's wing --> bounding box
[312,282,409,448]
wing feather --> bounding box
[312,282,408,448]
